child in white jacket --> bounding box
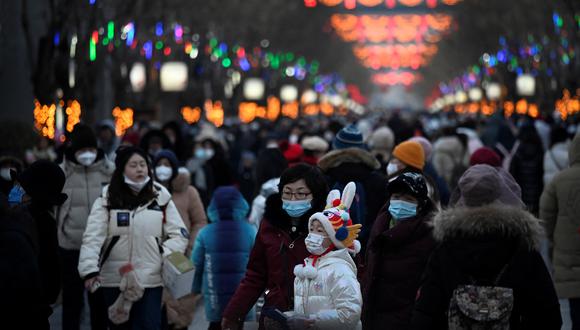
[287,182,363,330]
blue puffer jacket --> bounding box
[192,186,257,322]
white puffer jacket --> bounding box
[543,141,570,185]
[248,177,280,230]
[292,249,362,329]
[78,183,188,288]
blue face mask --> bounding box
[282,199,312,218]
[388,200,418,220]
[8,185,26,207]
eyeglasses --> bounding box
[282,191,312,200]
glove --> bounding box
[286,314,315,330]
[108,295,132,324]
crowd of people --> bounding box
[0,110,579,330]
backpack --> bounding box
[332,181,366,226]
[448,265,514,329]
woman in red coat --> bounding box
[221,163,328,330]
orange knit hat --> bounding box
[392,141,425,170]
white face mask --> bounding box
[155,165,173,182]
[386,163,399,176]
[305,233,328,255]
[204,148,215,159]
[124,175,151,193]
[76,151,97,166]
[0,168,14,181]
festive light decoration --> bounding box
[160,62,188,91]
[205,100,224,127]
[436,10,577,106]
[112,107,134,136]
[330,14,452,43]
[33,100,57,139]
[243,78,266,100]
[282,101,299,119]
[555,89,580,120]
[301,89,318,104]
[353,44,438,69]
[372,71,419,85]
[267,96,281,121]
[485,82,502,100]
[65,100,82,132]
[468,87,483,101]
[280,85,299,103]
[308,0,462,8]
[129,63,146,92]
[516,74,535,96]
[181,106,202,124]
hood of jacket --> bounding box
[63,149,113,174]
[318,147,380,172]
[171,168,190,193]
[432,203,543,251]
[570,133,580,166]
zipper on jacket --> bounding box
[155,237,164,255]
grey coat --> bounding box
[540,132,580,298]
[57,153,114,250]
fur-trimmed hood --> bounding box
[432,203,544,250]
[318,147,380,172]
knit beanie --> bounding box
[18,160,68,206]
[470,147,501,167]
[332,124,365,150]
[392,141,425,170]
[70,124,98,154]
[368,127,395,152]
[408,136,433,160]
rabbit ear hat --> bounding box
[308,181,362,254]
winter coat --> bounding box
[432,136,466,190]
[223,193,314,329]
[78,183,188,287]
[27,203,62,307]
[192,194,257,322]
[318,148,388,254]
[540,133,580,299]
[510,142,544,215]
[248,177,280,230]
[363,204,435,330]
[57,150,114,250]
[411,204,562,330]
[543,141,569,185]
[292,249,362,329]
[0,205,49,329]
[170,169,207,254]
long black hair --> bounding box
[108,146,157,210]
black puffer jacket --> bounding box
[510,142,544,215]
[411,204,562,330]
